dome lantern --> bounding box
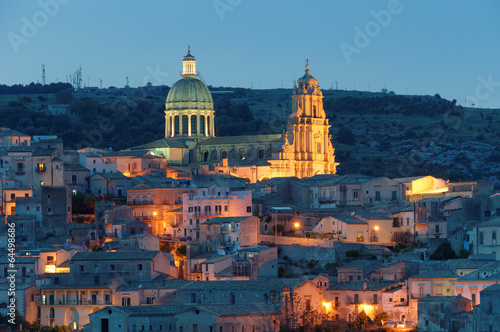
[181,45,198,78]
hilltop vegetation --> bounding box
[1,84,499,186]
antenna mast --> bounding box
[42,64,46,85]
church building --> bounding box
[130,48,338,182]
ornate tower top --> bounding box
[297,59,318,88]
[181,45,198,78]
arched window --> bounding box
[230,292,235,304]
[221,150,227,159]
[49,307,55,319]
[313,105,317,117]
[207,116,211,136]
[203,151,209,162]
[191,293,196,303]
[239,149,245,160]
[258,148,265,159]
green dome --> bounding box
[165,78,213,111]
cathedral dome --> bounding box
[165,77,213,110]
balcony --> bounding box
[189,212,222,218]
[188,194,229,201]
[15,169,25,175]
[38,298,112,306]
[356,236,365,243]
[36,167,46,173]
[319,198,336,204]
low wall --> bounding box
[260,234,333,247]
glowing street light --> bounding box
[374,226,379,231]
[294,222,300,228]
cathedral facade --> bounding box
[133,48,338,182]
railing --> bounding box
[319,199,336,204]
[188,195,229,201]
[189,212,222,218]
[38,298,112,306]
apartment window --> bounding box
[47,207,51,213]
[79,265,84,272]
[305,298,311,311]
[353,191,359,201]
[146,297,155,304]
[191,293,196,303]
[471,293,476,306]
[419,285,424,298]
[435,224,440,233]
[373,294,378,304]
[264,293,269,304]
[224,206,228,211]
[247,206,251,213]
[354,294,359,304]
[480,232,484,245]
[37,163,45,172]
[26,206,30,211]
[110,265,115,271]
[188,207,193,212]
[230,293,235,304]
[72,174,77,184]
[137,264,143,271]
[407,218,410,226]
[493,231,497,244]
[122,297,131,306]
[375,191,381,201]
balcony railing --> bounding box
[189,212,222,218]
[38,298,112,306]
[188,195,229,201]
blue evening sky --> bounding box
[1,0,499,108]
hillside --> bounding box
[1,86,498,187]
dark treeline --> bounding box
[0,82,72,95]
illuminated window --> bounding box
[37,163,45,172]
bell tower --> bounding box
[270,61,338,178]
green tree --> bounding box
[336,127,356,145]
[176,245,186,258]
[353,310,372,330]
[374,311,389,325]
[430,242,457,260]
[272,224,285,235]
[55,88,74,104]
[345,249,360,259]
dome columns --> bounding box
[164,110,214,138]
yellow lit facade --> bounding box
[136,48,338,182]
